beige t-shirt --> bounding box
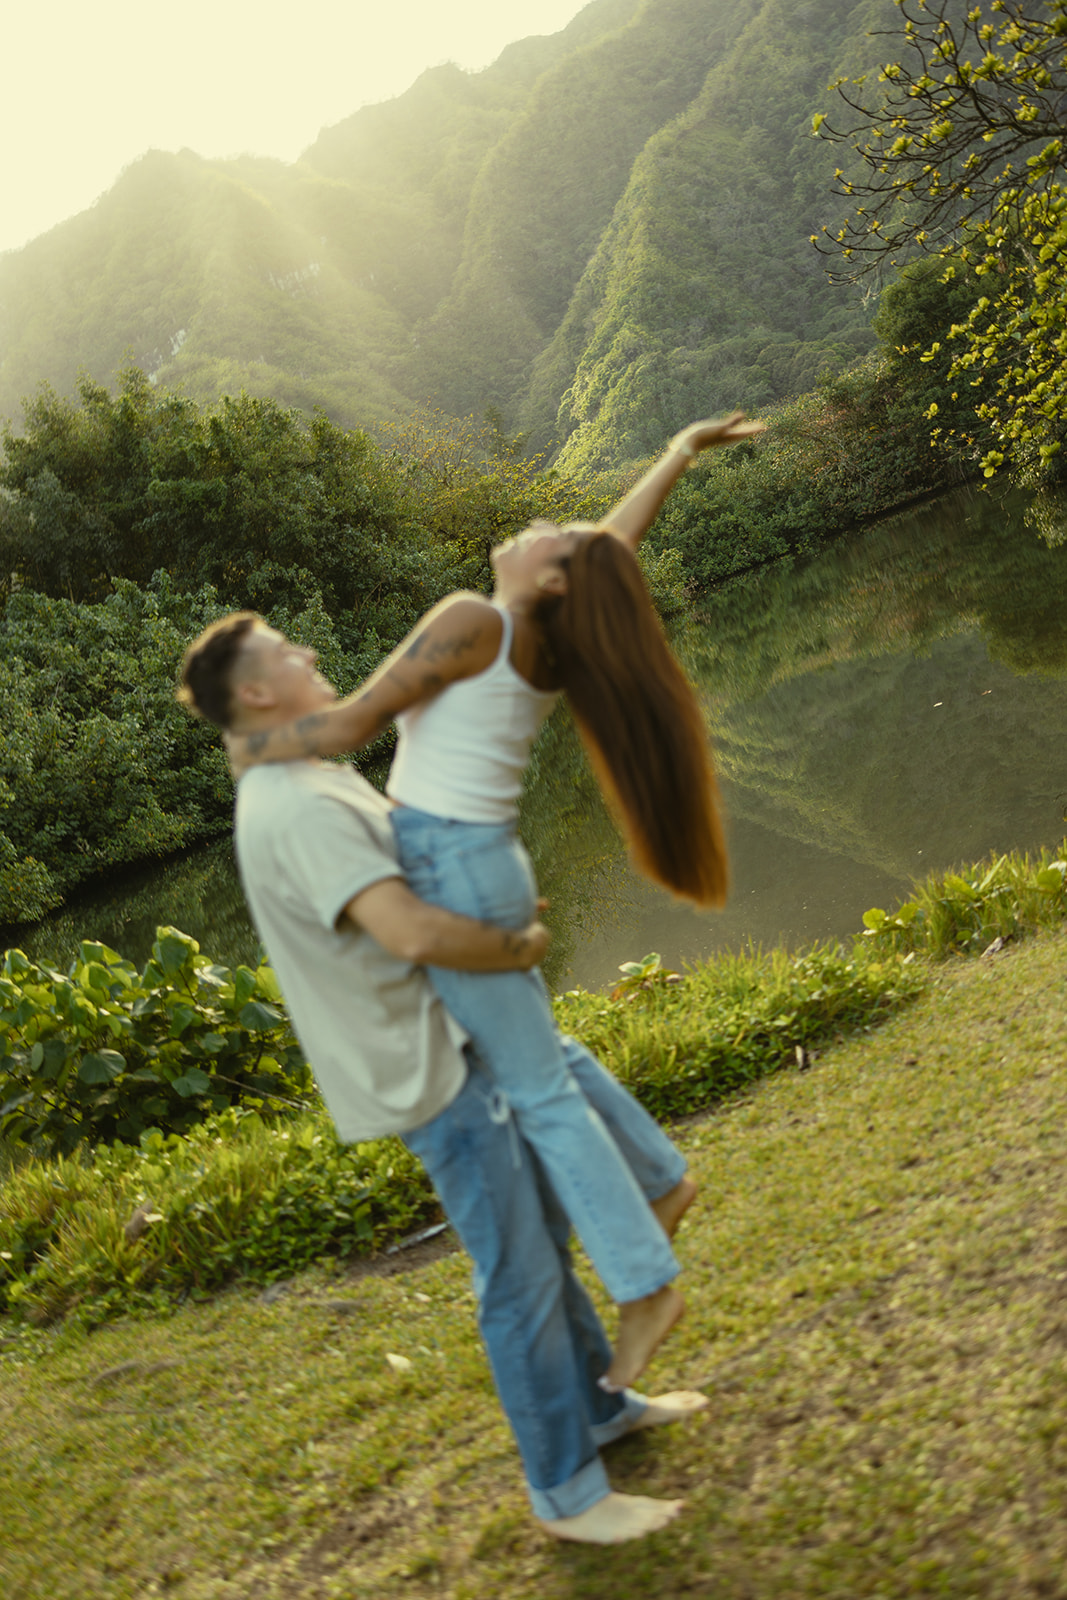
[234,761,468,1142]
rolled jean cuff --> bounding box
[527,1454,612,1521]
[588,1387,647,1448]
[649,1161,688,1201]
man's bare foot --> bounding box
[625,1390,709,1432]
[601,1284,684,1393]
[537,1491,685,1544]
[651,1175,697,1238]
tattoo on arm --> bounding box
[404,625,485,667]
[384,663,445,700]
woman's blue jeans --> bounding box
[391,806,683,1304]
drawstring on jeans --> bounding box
[485,1087,522,1170]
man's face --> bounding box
[236,623,337,720]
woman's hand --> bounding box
[602,411,766,548]
[669,413,766,459]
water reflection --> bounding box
[5,838,260,976]
[7,483,1067,991]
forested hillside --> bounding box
[0,0,893,470]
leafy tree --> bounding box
[380,408,613,591]
[814,0,1067,479]
[0,577,368,927]
[0,369,458,633]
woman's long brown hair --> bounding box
[539,532,729,907]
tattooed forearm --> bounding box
[384,662,445,700]
[404,625,485,666]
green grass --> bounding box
[2,838,1067,1328]
[4,925,1067,1598]
[0,1112,436,1325]
[0,941,924,1327]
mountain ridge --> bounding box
[0,0,894,469]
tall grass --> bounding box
[0,1109,434,1325]
[860,842,1067,958]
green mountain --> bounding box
[0,0,893,470]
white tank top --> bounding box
[387,605,559,823]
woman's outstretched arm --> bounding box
[601,412,766,550]
[226,594,501,775]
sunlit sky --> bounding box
[2,0,591,256]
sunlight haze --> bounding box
[2,0,590,255]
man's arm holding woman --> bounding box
[344,877,550,973]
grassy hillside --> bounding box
[4,923,1067,1597]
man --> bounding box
[178,611,707,1544]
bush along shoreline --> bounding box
[1,841,1065,1328]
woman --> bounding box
[228,413,763,1389]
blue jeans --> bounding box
[391,806,683,1303]
[402,1065,649,1518]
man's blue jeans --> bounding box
[391,806,683,1304]
[403,1065,661,1519]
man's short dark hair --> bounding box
[177,612,261,729]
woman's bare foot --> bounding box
[537,1492,685,1544]
[651,1175,698,1239]
[600,1284,685,1393]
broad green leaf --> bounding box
[79,941,123,966]
[170,1068,213,1098]
[154,931,197,977]
[255,964,283,1003]
[40,1038,70,1080]
[169,1004,199,1037]
[240,1001,283,1032]
[233,967,258,1009]
[78,1050,126,1085]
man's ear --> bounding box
[232,676,276,711]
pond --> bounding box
[9,481,1067,991]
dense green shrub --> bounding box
[0,919,929,1324]
[860,846,1067,960]
[555,944,924,1121]
[0,1109,434,1323]
[0,927,314,1154]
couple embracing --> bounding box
[178,414,761,1543]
